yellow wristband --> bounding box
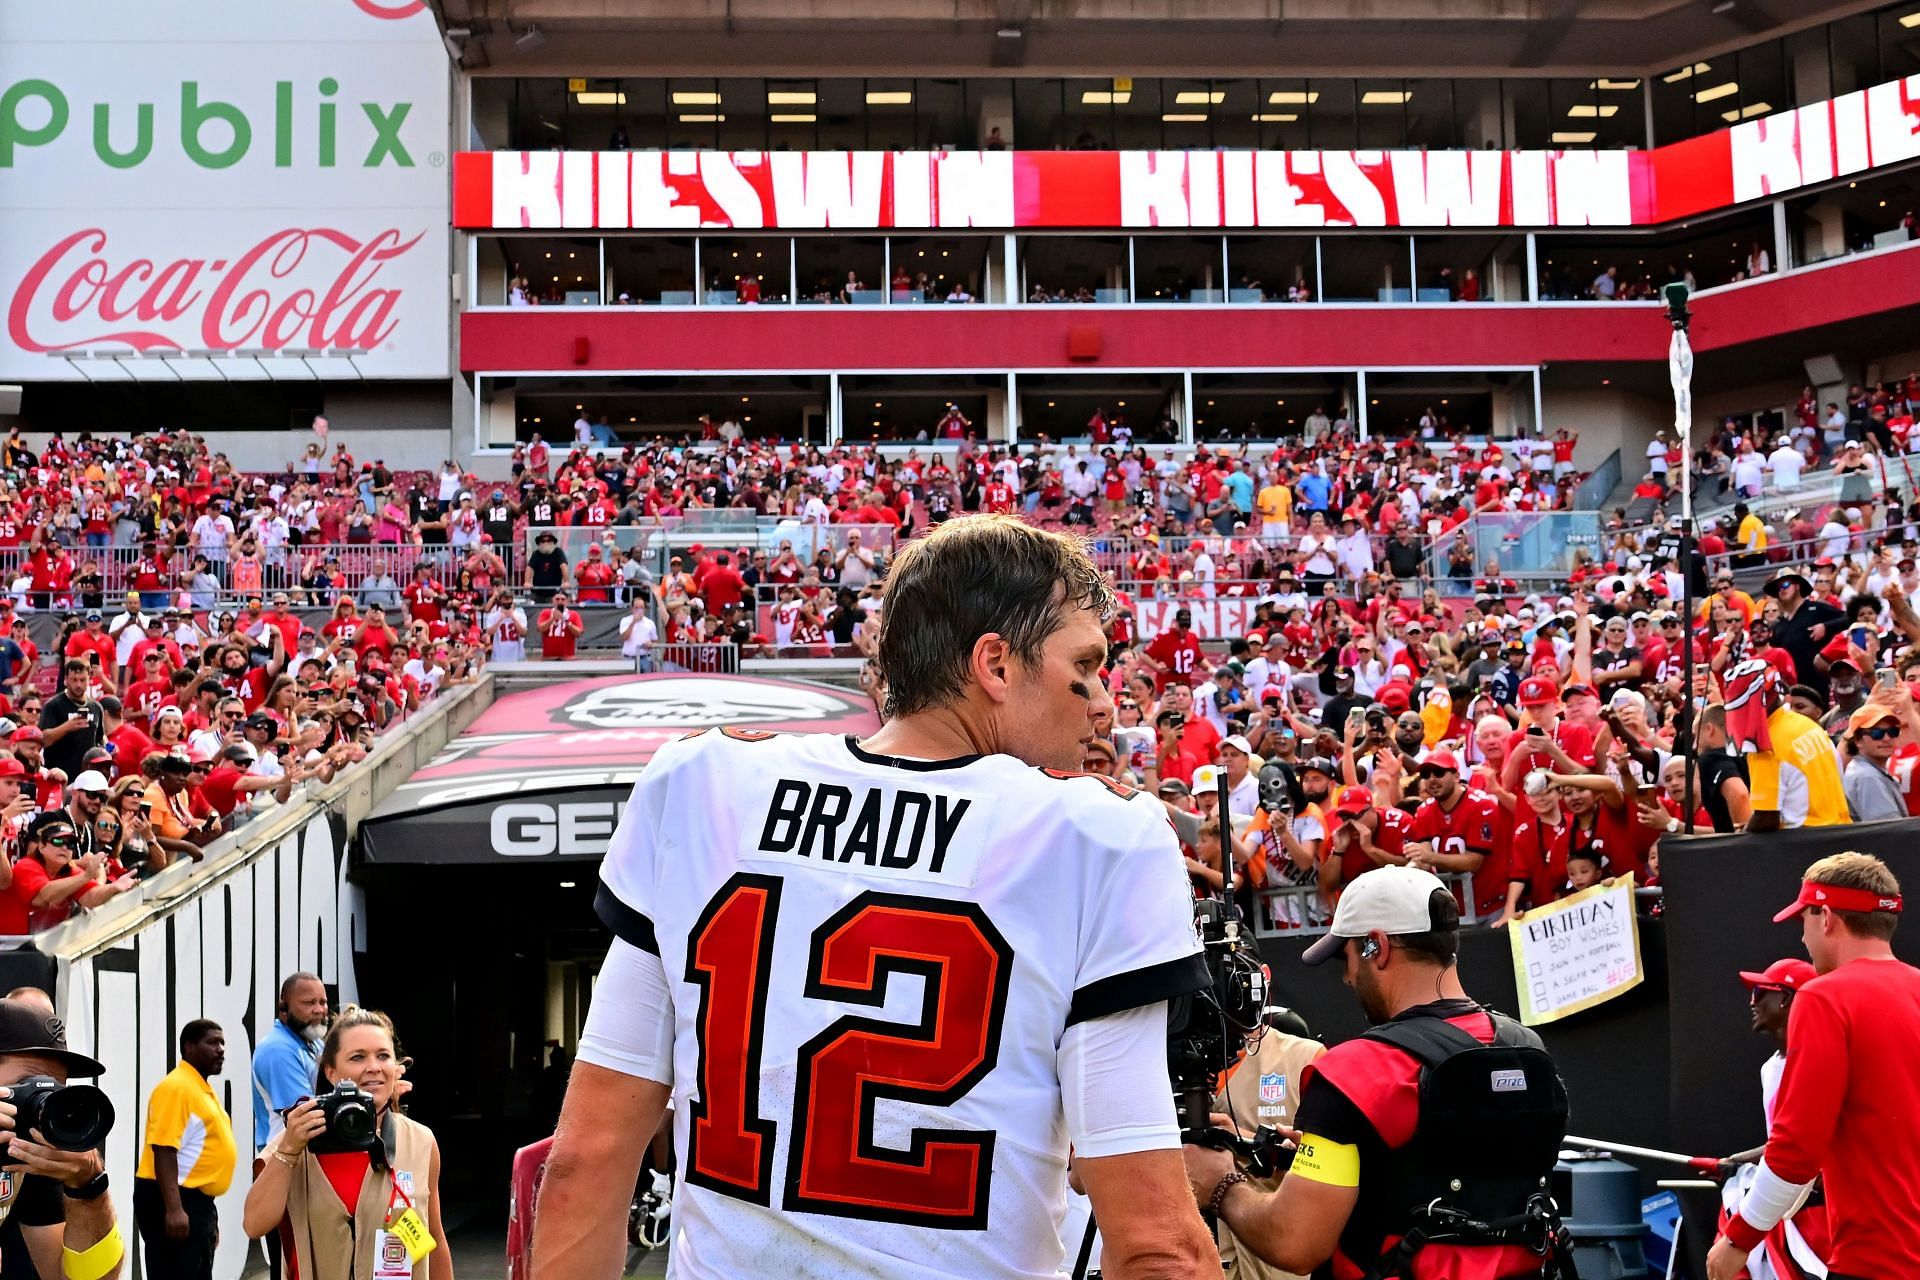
[1289,1132,1361,1188]
[62,1224,124,1280]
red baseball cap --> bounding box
[1518,677,1559,707]
[1773,879,1904,923]
[1334,785,1373,817]
[1376,681,1412,712]
[0,758,23,779]
[8,727,41,744]
[1738,958,1817,990]
[1421,749,1462,774]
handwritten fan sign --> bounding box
[1509,876,1643,1026]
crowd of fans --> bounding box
[1075,547,1920,934]
[0,428,491,933]
[7,370,1914,927]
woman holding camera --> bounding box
[244,1007,452,1279]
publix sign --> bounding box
[0,78,421,170]
[0,0,450,381]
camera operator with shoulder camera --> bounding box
[243,1007,451,1280]
[1184,867,1571,1280]
[0,996,125,1280]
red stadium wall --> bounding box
[460,240,1920,374]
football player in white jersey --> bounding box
[534,514,1221,1279]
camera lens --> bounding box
[38,1085,114,1151]
[332,1098,375,1144]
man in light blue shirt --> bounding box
[1297,469,1331,514]
[1222,464,1255,517]
[250,972,328,1148]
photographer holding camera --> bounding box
[0,996,124,1280]
[243,1007,452,1280]
[1184,867,1571,1280]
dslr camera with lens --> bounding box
[5,1076,113,1152]
[305,1079,380,1155]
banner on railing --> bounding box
[1135,598,1261,642]
[1507,875,1643,1026]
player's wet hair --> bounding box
[875,515,1112,720]
[1805,852,1901,941]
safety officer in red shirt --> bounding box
[1710,854,1920,1280]
[1185,866,1571,1278]
[1403,750,1509,918]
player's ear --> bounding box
[971,633,1013,701]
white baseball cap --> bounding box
[69,770,110,794]
[1302,865,1451,965]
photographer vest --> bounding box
[279,1111,435,1280]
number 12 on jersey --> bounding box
[684,873,1016,1228]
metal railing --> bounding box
[1251,870,1486,940]
[1573,448,1623,511]
[633,642,740,673]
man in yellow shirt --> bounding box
[1723,658,1849,830]
[1257,480,1294,543]
[134,1020,236,1280]
[1733,502,1771,570]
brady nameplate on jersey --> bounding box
[755,779,973,881]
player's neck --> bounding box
[858,707,991,764]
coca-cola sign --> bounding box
[9,227,423,356]
[0,0,449,381]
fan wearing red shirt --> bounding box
[1403,752,1508,917]
[1503,784,1570,917]
[103,702,156,780]
[0,813,103,935]
[1506,678,1598,775]
[698,552,747,614]
[1712,856,1920,1280]
[122,654,171,729]
[402,569,447,625]
[64,613,116,671]
[1320,786,1412,893]
[351,612,399,663]
[538,591,584,660]
[574,547,618,604]
[126,628,184,683]
[321,601,361,646]
[983,480,1015,514]
[1547,774,1642,882]
[1145,608,1208,688]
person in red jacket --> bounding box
[1710,853,1920,1280]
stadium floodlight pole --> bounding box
[1665,281,1697,833]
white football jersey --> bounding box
[595,729,1205,1279]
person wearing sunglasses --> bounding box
[0,813,130,935]
[1841,705,1907,821]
